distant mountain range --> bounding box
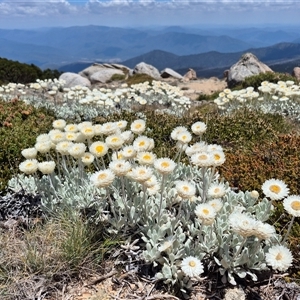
[58,43,300,78]
[1,25,300,70]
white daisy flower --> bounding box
[143,175,159,188]
[93,124,103,135]
[229,212,257,237]
[21,148,37,159]
[81,152,95,166]
[64,123,78,133]
[52,119,66,130]
[65,132,78,142]
[130,119,146,134]
[137,151,156,165]
[147,183,160,195]
[185,142,208,156]
[154,158,176,175]
[35,141,52,154]
[116,120,128,131]
[181,256,204,277]
[208,198,223,213]
[176,131,192,144]
[170,126,188,141]
[56,141,72,155]
[195,203,217,225]
[129,166,153,182]
[211,150,226,166]
[77,121,93,131]
[38,161,56,174]
[36,133,50,143]
[175,181,196,199]
[80,125,95,139]
[121,130,134,144]
[207,183,227,199]
[49,131,65,144]
[133,136,152,152]
[90,169,115,188]
[207,144,223,152]
[265,245,293,271]
[109,159,131,176]
[68,143,86,159]
[19,159,38,174]
[121,145,136,159]
[105,134,124,150]
[254,221,276,240]
[191,151,213,167]
[89,141,108,158]
[101,122,119,135]
[111,151,124,161]
[191,121,207,135]
[262,179,289,200]
[283,195,300,217]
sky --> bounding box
[0,0,299,29]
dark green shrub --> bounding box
[0,98,55,191]
[109,73,126,81]
[0,57,61,84]
[126,73,154,86]
[204,108,292,150]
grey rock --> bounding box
[292,67,300,81]
[79,63,129,78]
[227,53,273,88]
[59,72,91,88]
[132,62,161,79]
[183,68,197,81]
[90,69,124,83]
[160,68,183,79]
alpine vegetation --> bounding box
[9,117,296,293]
[0,79,191,122]
[214,80,300,123]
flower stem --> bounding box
[283,215,295,244]
[157,174,166,223]
[234,237,247,260]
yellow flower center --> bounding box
[214,188,220,193]
[214,154,220,160]
[143,154,151,160]
[96,145,104,153]
[135,124,142,129]
[139,170,146,175]
[275,253,283,260]
[183,186,189,192]
[139,141,145,147]
[269,185,281,194]
[26,163,33,167]
[98,173,107,180]
[189,261,196,267]
[111,137,119,143]
[161,162,170,168]
[199,154,208,160]
[85,128,93,133]
[291,201,300,211]
[203,209,209,215]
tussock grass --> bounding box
[0,211,116,299]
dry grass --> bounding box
[0,212,114,299]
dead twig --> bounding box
[85,269,118,287]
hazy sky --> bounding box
[0,0,299,29]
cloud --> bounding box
[0,0,77,16]
[0,0,299,28]
[0,0,299,17]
